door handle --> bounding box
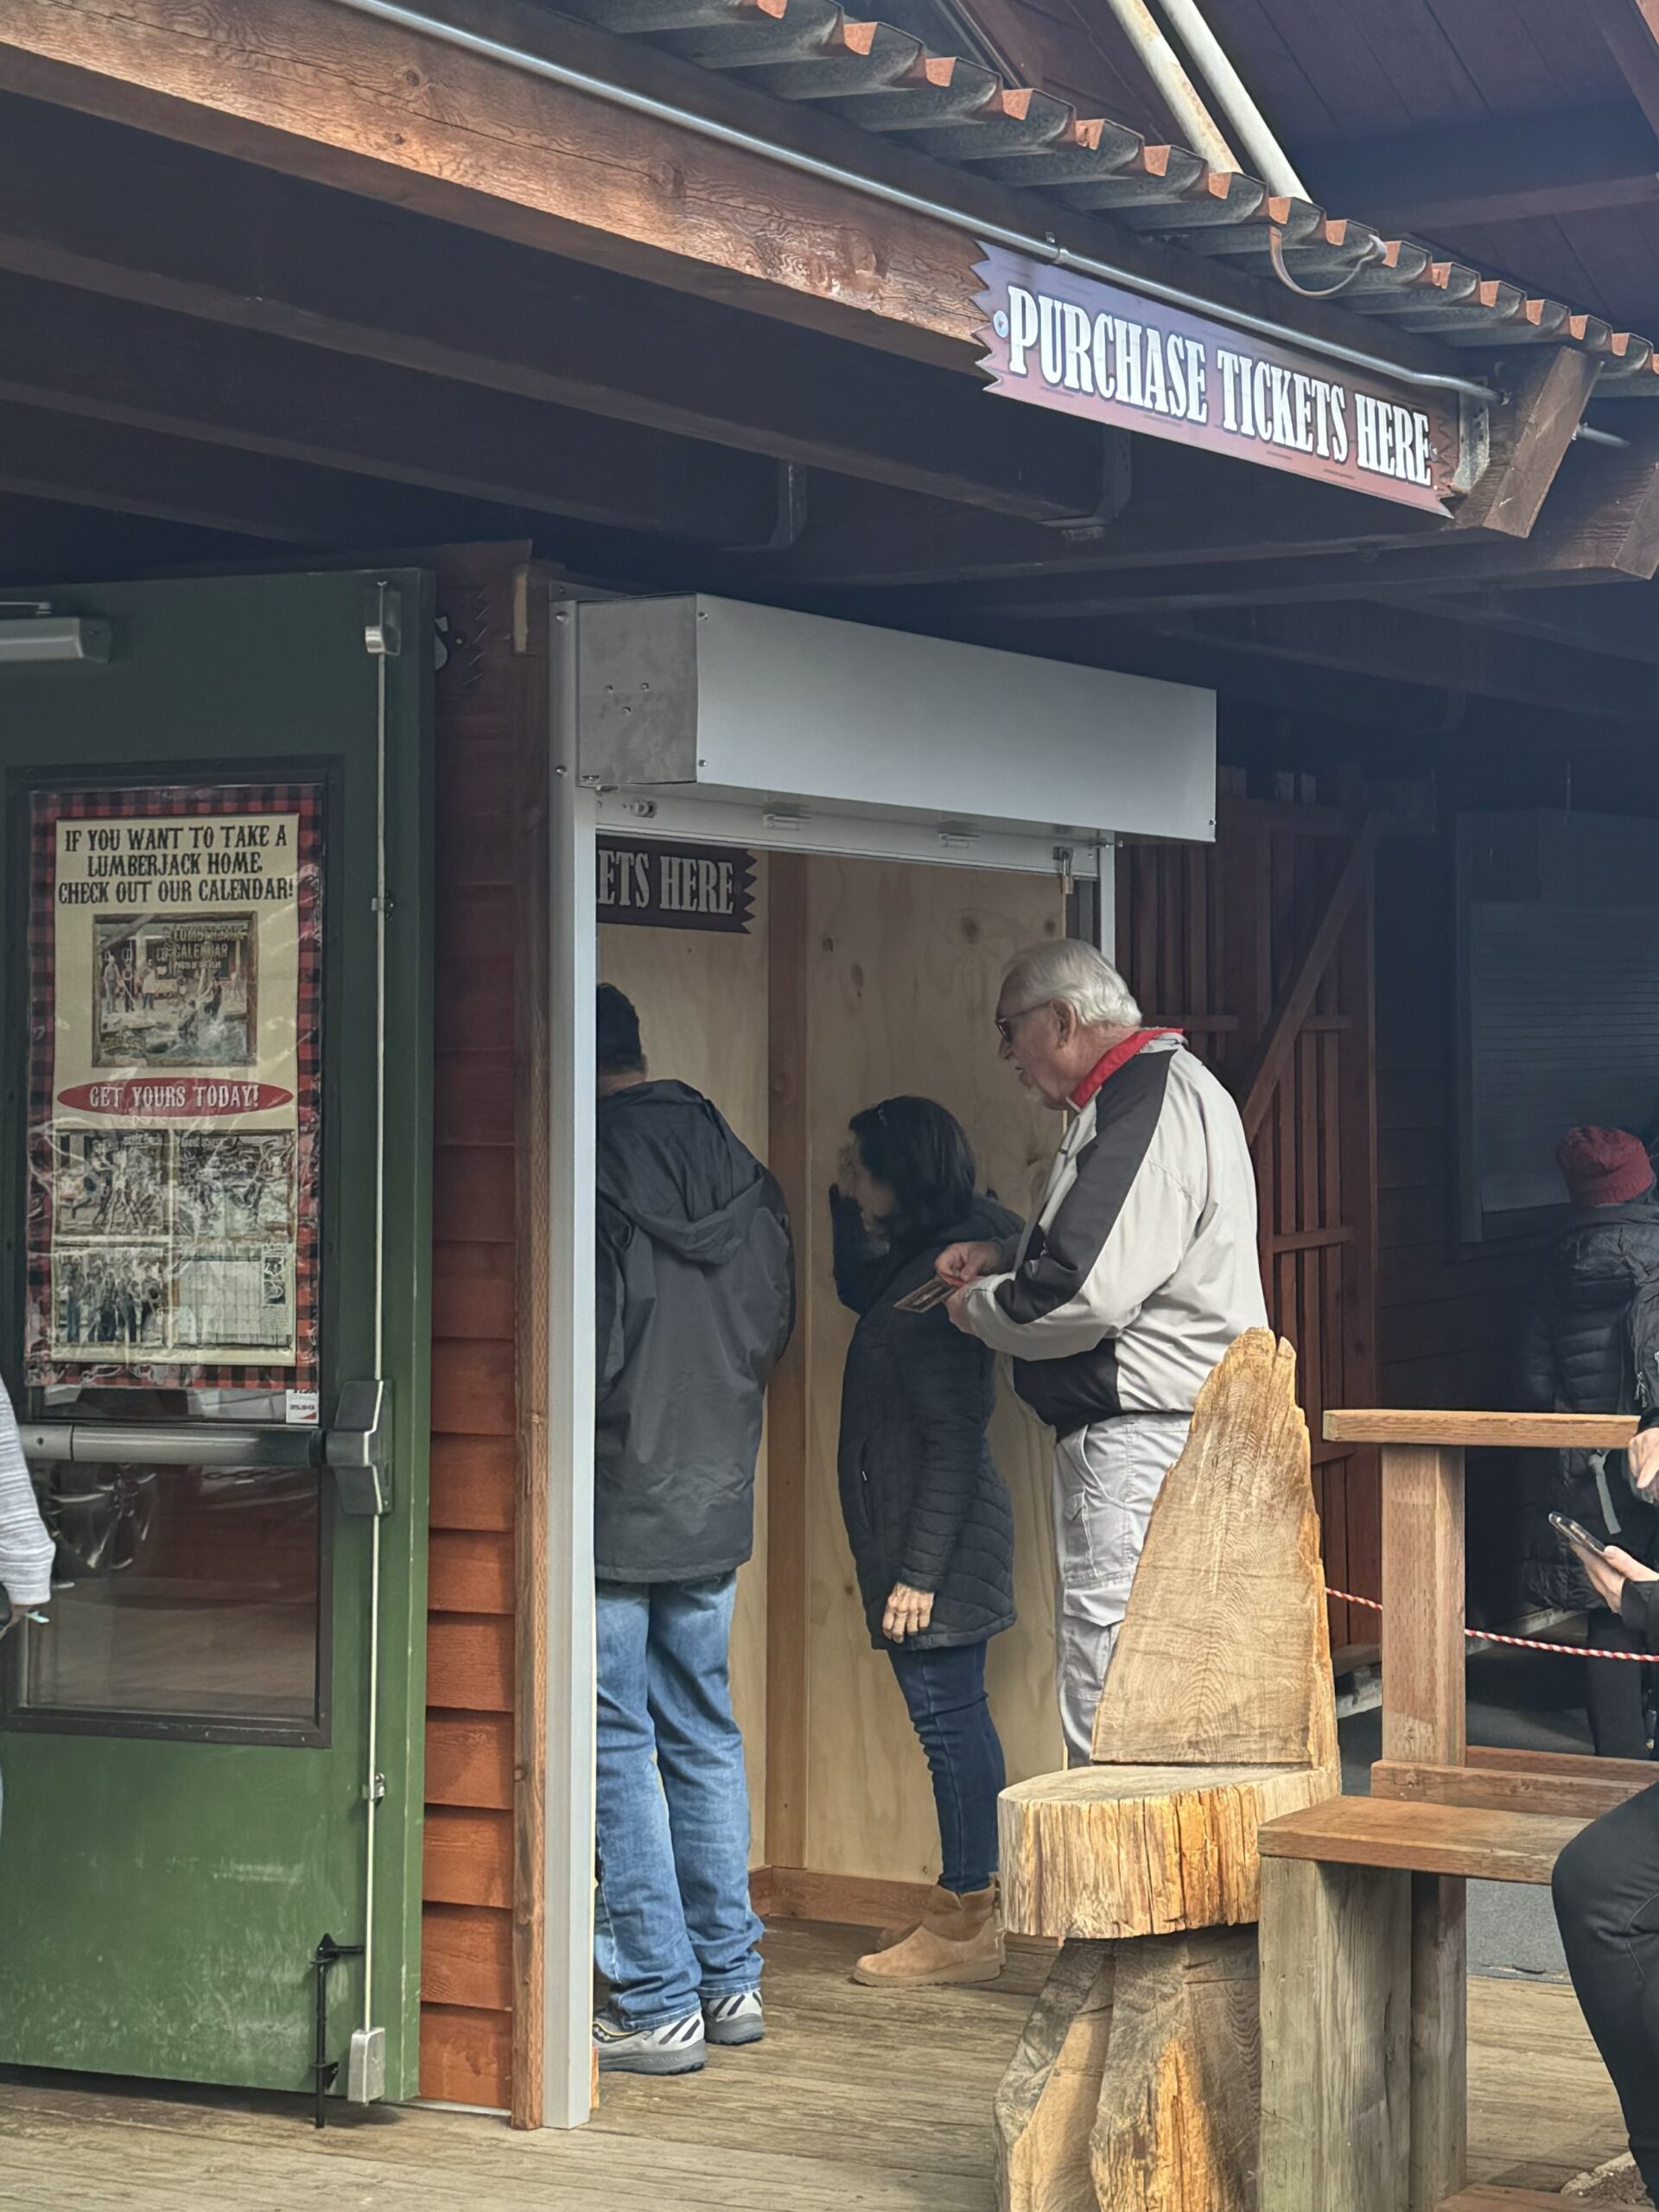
[20,1379,392,1514]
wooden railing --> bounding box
[1313,1409,1649,2212]
[1325,1408,1638,1774]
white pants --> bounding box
[1052,1412,1192,1762]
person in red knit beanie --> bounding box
[1521,1123,1659,1759]
[1557,1126,1659,1211]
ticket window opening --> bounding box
[597,838,1069,1891]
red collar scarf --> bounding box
[1070,1028,1183,1111]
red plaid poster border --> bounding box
[27,783,324,1392]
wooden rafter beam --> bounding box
[1305,99,1659,233]
[1389,583,1659,667]
[1590,0,1659,139]
[1161,600,1659,721]
[0,270,791,546]
[0,0,1479,384]
[0,399,545,547]
[899,432,1659,613]
[757,448,1445,591]
[0,91,1118,524]
[0,488,270,579]
[1450,346,1601,541]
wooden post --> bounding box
[1382,1439,1466,2212]
[765,855,810,1871]
[512,569,552,2129]
[1258,1857,1412,2212]
[1380,1443,1466,1766]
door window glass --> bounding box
[19,1461,320,1726]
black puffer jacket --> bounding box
[832,1193,1020,1650]
[1519,1198,1659,1609]
[595,1082,793,1583]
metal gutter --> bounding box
[329,0,1503,403]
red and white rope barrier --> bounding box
[1326,1586,1659,1663]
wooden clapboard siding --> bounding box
[1116,789,1380,1647]
[421,544,535,2113]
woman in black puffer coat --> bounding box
[830,1096,1020,1988]
[1520,1125,1659,1758]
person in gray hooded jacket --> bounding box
[590,986,793,2080]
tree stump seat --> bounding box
[1001,1761,1341,1942]
[994,1333,1343,2212]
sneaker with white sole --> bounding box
[592,2005,706,2075]
[702,1989,765,2047]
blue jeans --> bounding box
[887,1638,1006,1894]
[594,1573,762,2029]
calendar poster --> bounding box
[26,784,322,1389]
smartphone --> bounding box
[1549,1511,1608,1559]
[893,1277,956,1314]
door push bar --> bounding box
[17,1379,392,1516]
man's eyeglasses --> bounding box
[995,999,1052,1047]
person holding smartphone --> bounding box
[1520,1126,1659,1759]
[1552,1504,1659,2204]
[830,1096,1020,1990]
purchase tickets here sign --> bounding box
[976,246,1462,512]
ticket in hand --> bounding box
[893,1277,957,1313]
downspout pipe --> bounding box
[327,0,1502,405]
[1153,0,1308,200]
[1096,0,1239,173]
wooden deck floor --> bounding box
[0,1923,1628,2208]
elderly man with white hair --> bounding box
[938,938,1267,1761]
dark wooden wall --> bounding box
[1116,786,1381,1650]
[417,544,531,2111]
[1374,830,1540,1621]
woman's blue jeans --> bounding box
[887,1637,1006,1894]
[594,1573,763,2030]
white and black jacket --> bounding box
[961,1035,1267,1437]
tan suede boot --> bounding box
[852,1883,1003,1987]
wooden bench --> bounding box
[1255,1408,1655,2212]
[1260,1796,1591,1883]
[996,1334,1339,2212]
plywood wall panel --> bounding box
[801,857,1066,1884]
[598,861,772,1866]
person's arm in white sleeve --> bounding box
[0,1376,53,1611]
[959,1155,1199,1362]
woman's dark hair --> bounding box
[849,1096,977,1256]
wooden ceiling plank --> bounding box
[0,270,786,545]
[1302,99,1659,233]
[0,92,1110,523]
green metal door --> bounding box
[0,573,432,2101]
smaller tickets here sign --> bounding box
[975,246,1466,512]
[597,837,755,934]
